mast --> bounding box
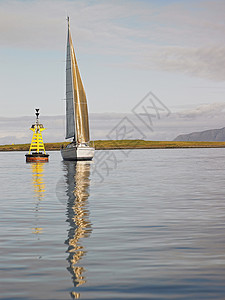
[66,17,76,141]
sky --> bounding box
[0,0,225,142]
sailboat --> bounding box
[61,17,95,161]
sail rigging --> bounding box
[66,18,90,143]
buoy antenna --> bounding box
[35,108,40,119]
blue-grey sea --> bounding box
[1,149,225,300]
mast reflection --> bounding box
[30,162,46,235]
[64,161,92,299]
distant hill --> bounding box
[174,127,225,141]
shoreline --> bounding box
[1,140,225,151]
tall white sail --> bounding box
[66,21,76,139]
[66,18,90,143]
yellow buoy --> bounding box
[25,109,49,162]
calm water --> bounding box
[1,149,225,300]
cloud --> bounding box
[0,115,65,145]
[0,0,149,51]
[125,45,225,81]
[0,0,225,120]
[0,0,225,82]
[177,102,225,119]
[147,46,225,81]
[2,103,225,145]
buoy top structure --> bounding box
[25,109,49,162]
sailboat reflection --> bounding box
[30,162,46,235]
[64,161,92,299]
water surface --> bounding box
[1,149,225,299]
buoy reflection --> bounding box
[30,162,45,235]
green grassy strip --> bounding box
[93,140,225,149]
[1,140,225,151]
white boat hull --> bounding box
[61,145,94,161]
